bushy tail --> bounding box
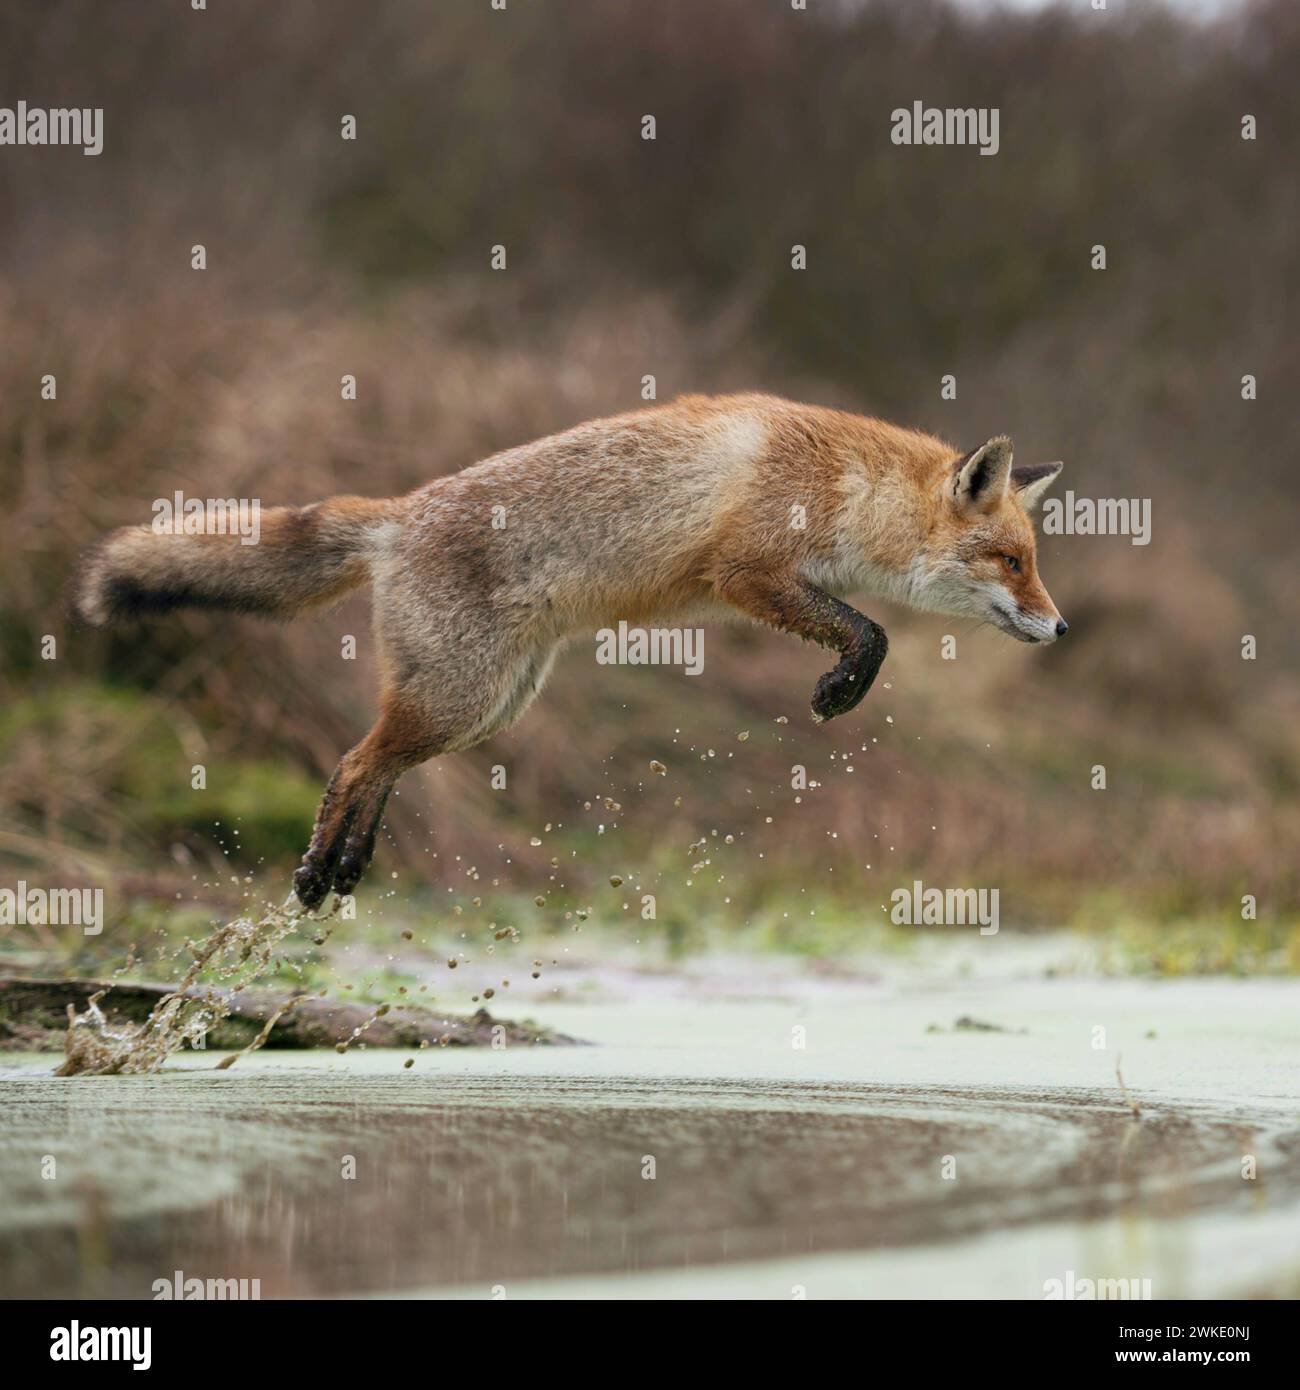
[71,494,405,627]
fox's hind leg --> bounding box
[292,643,557,911]
[292,694,441,910]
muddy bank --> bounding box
[0,977,580,1053]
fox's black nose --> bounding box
[1055,619,1069,637]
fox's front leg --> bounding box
[714,565,888,722]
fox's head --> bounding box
[920,436,1066,643]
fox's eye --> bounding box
[1001,554,1020,572]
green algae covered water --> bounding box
[7,970,1300,1298]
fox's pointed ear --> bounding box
[1011,460,1063,512]
[951,436,1013,513]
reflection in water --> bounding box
[0,1070,1288,1298]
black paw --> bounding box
[332,845,373,899]
[293,817,353,911]
[810,629,888,723]
[293,859,333,911]
[811,663,871,722]
[294,845,373,911]
[294,795,387,911]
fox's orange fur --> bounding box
[73,393,1066,908]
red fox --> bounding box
[72,393,1066,910]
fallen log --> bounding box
[0,976,582,1051]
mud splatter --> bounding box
[57,896,322,1076]
[214,996,303,1072]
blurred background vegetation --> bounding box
[1,0,1297,972]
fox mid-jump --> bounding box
[73,393,1067,909]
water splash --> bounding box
[57,895,325,1076]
